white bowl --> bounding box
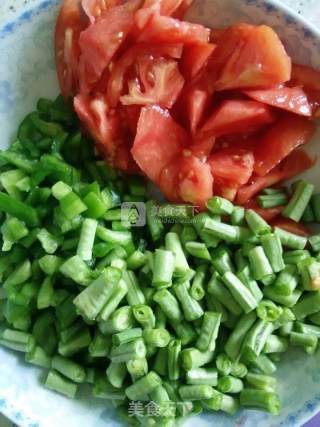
[0,1,320,426]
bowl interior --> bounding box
[0,1,320,427]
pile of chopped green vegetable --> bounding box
[1,96,320,426]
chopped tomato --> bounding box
[74,93,138,173]
[131,105,187,182]
[210,24,291,90]
[120,105,141,134]
[291,63,320,92]
[237,149,315,205]
[215,134,258,152]
[244,86,312,116]
[159,156,181,202]
[160,154,213,206]
[290,63,320,115]
[210,28,225,43]
[180,43,216,80]
[138,14,210,44]
[254,115,315,176]
[173,68,215,133]
[78,0,141,93]
[272,218,311,237]
[134,0,160,31]
[208,148,254,187]
[107,43,183,107]
[172,0,194,19]
[213,178,238,201]
[180,86,211,133]
[140,0,193,17]
[56,2,318,211]
[55,0,87,97]
[177,155,213,208]
[81,0,123,23]
[198,100,274,139]
[190,137,216,159]
[74,93,119,156]
[244,199,283,221]
[120,58,184,108]
[113,141,140,173]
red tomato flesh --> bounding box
[120,58,185,108]
[55,0,87,97]
[211,24,291,91]
[177,154,213,208]
[208,148,254,187]
[140,0,193,17]
[291,63,320,92]
[172,0,194,19]
[244,86,312,116]
[74,93,120,156]
[198,99,275,139]
[237,150,315,205]
[107,43,183,107]
[55,1,319,212]
[180,43,216,80]
[131,105,187,182]
[78,0,141,93]
[254,115,316,176]
[138,14,210,44]
[81,0,124,23]
[290,63,320,115]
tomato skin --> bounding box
[272,218,311,237]
[244,86,312,117]
[237,149,315,205]
[198,99,274,139]
[55,0,87,97]
[78,0,141,93]
[254,115,315,176]
[131,105,187,183]
[244,199,284,221]
[180,43,216,80]
[210,24,291,91]
[208,148,254,188]
[138,14,210,44]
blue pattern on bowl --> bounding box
[0,0,320,426]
